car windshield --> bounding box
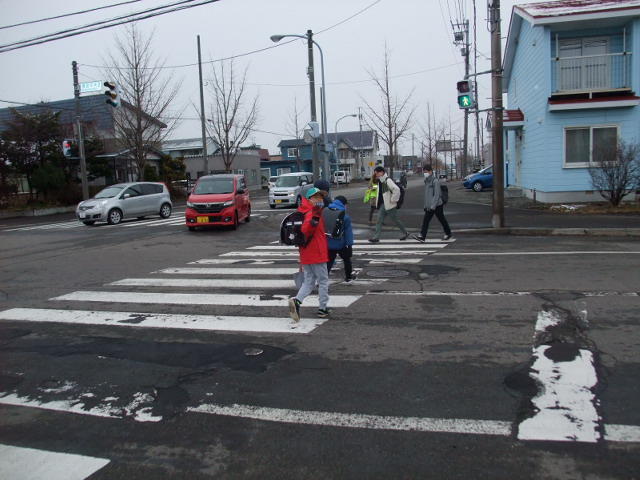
[194,178,234,194]
[94,186,124,199]
[275,176,302,187]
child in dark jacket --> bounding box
[288,187,330,322]
[326,195,356,284]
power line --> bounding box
[0,0,220,54]
[80,0,385,70]
[0,0,143,30]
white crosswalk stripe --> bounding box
[222,250,436,257]
[110,276,382,288]
[247,243,448,250]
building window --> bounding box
[287,148,299,158]
[564,125,618,167]
[277,167,291,175]
[557,37,611,92]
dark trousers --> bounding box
[327,246,353,280]
[420,205,452,238]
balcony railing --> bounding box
[551,52,632,94]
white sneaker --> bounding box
[344,278,354,285]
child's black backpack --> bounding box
[440,184,449,205]
[280,211,308,246]
[322,207,346,239]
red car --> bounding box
[185,174,251,231]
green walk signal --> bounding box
[456,80,475,110]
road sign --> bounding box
[80,81,103,93]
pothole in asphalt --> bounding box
[366,268,410,278]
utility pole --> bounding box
[473,0,481,171]
[72,61,89,200]
[489,0,505,227]
[463,20,470,178]
[307,29,320,179]
[197,35,208,175]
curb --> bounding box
[0,206,76,219]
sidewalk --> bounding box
[345,178,640,237]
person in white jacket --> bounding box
[368,166,409,242]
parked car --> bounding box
[268,176,279,190]
[185,174,251,231]
[76,182,172,226]
[268,172,313,209]
[333,170,351,185]
[463,166,493,192]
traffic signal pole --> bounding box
[72,61,89,200]
[489,0,505,228]
[307,30,320,180]
[463,20,470,178]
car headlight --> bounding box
[223,200,235,207]
[288,192,295,197]
[186,201,194,207]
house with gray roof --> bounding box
[0,95,167,184]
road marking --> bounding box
[109,277,385,288]
[0,308,324,334]
[434,251,640,256]
[189,259,281,265]
[247,243,447,250]
[367,290,639,297]
[354,239,455,244]
[4,221,81,232]
[0,391,161,423]
[0,444,110,480]
[188,403,512,436]
[121,217,179,227]
[51,291,361,308]
[157,267,302,275]
[606,424,640,442]
[368,259,423,264]
[221,250,435,257]
[518,345,600,443]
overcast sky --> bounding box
[0,0,541,155]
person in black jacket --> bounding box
[412,164,452,242]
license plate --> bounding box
[196,216,209,223]
[275,199,284,204]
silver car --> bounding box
[76,182,172,225]
[268,172,313,209]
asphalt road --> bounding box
[0,184,639,479]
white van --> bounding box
[268,172,314,209]
[333,170,351,185]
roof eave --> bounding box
[503,9,524,93]
[519,6,640,26]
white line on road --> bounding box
[368,259,423,264]
[0,308,324,334]
[354,239,455,244]
[189,259,281,265]
[247,243,447,250]
[221,250,435,257]
[434,251,640,256]
[518,345,600,442]
[157,267,302,275]
[109,277,385,288]
[0,444,110,480]
[51,291,361,308]
[606,424,640,442]
[187,403,512,436]
[367,290,639,297]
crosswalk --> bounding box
[0,236,453,475]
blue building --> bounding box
[502,0,640,202]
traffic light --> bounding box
[62,139,75,157]
[456,80,475,109]
[104,81,120,108]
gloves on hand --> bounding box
[311,216,320,226]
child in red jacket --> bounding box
[288,187,330,321]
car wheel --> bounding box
[245,206,251,222]
[82,221,95,226]
[188,226,196,231]
[159,203,172,218]
[107,208,122,225]
[269,203,276,209]
[232,211,239,230]
[472,181,483,192]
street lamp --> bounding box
[271,31,329,181]
[333,114,357,179]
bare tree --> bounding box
[589,140,640,206]
[361,46,415,175]
[104,24,181,180]
[206,59,258,172]
[285,97,305,171]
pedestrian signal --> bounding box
[456,80,475,109]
